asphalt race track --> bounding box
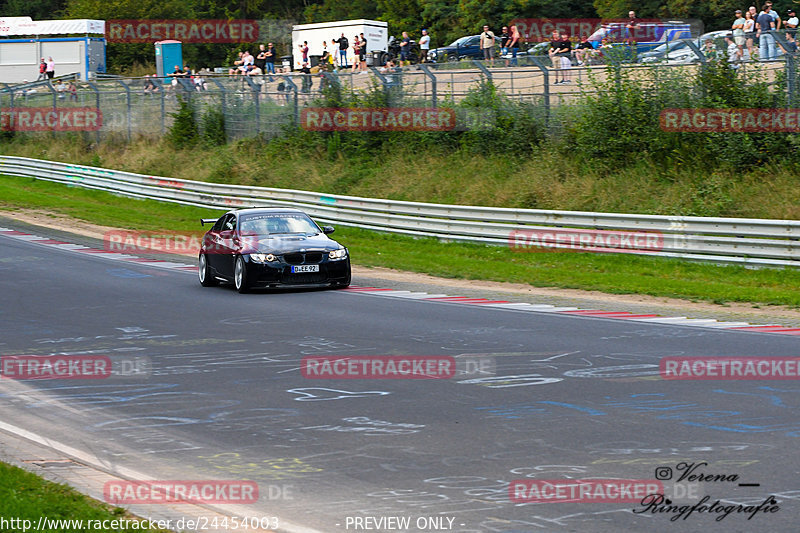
[1,224,799,533]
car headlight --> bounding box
[250,253,276,263]
[329,248,348,260]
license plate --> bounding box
[291,265,319,273]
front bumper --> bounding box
[244,256,351,288]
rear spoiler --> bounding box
[200,218,218,226]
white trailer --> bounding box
[291,19,388,69]
[0,18,106,83]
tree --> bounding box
[1,0,69,20]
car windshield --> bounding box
[649,40,689,54]
[449,36,475,47]
[239,214,320,236]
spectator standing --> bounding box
[419,29,430,62]
[786,9,798,43]
[400,31,411,65]
[500,26,511,66]
[756,4,776,60]
[625,11,639,46]
[300,62,312,93]
[509,24,520,66]
[766,1,781,29]
[320,41,331,68]
[333,33,349,68]
[37,58,46,80]
[359,33,368,72]
[46,57,55,79]
[480,25,496,66]
[351,35,361,72]
[732,10,746,59]
[255,44,267,73]
[265,43,276,78]
[299,41,309,66]
[744,11,756,56]
[548,29,571,83]
[68,81,77,101]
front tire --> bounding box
[198,253,218,287]
[335,265,351,289]
[234,256,249,293]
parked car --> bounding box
[427,34,503,62]
[587,21,692,54]
[638,31,730,64]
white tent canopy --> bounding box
[0,18,105,37]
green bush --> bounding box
[565,57,791,170]
[201,107,226,147]
[167,97,198,149]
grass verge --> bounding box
[1,137,799,220]
[1,174,799,307]
[0,461,167,532]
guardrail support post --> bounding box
[418,64,437,107]
[114,79,132,142]
[84,80,101,143]
[281,76,300,127]
[369,66,394,105]
[471,60,493,81]
[530,57,550,128]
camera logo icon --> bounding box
[655,467,673,480]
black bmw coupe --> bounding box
[198,208,351,293]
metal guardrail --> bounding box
[1,155,798,267]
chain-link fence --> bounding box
[1,30,799,141]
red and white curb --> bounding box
[342,287,800,336]
[3,227,799,336]
[0,228,197,272]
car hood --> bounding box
[245,234,342,254]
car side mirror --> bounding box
[219,229,234,238]
[322,226,335,235]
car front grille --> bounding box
[283,252,324,265]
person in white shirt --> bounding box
[786,8,798,43]
[419,29,430,62]
[744,11,756,56]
